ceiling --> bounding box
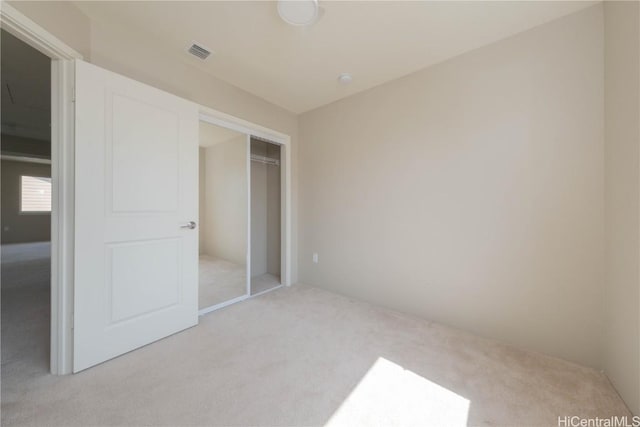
[200,121,244,147]
[77,1,596,114]
[1,30,51,142]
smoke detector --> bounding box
[186,42,212,60]
[338,73,353,85]
[277,0,319,26]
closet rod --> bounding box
[250,154,280,166]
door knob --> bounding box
[180,221,197,230]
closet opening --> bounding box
[250,137,282,295]
[198,121,249,312]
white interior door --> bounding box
[73,60,199,372]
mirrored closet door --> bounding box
[197,129,284,314]
[198,122,249,311]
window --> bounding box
[20,175,52,213]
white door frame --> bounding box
[1,3,81,375]
[199,107,292,289]
[1,4,293,373]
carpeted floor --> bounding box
[1,242,51,290]
[250,272,281,295]
[1,278,631,426]
[1,242,51,380]
[199,255,247,309]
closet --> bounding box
[197,129,283,313]
[250,137,281,295]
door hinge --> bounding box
[71,87,76,103]
[71,313,74,329]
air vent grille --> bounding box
[187,43,211,60]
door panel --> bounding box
[110,94,179,213]
[74,60,198,372]
[107,238,180,323]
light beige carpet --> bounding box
[1,242,51,379]
[1,283,631,426]
[198,255,247,309]
[250,272,281,295]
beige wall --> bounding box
[1,134,50,159]
[202,136,248,266]
[603,1,640,415]
[8,1,91,59]
[1,160,51,244]
[299,5,605,368]
[8,1,299,283]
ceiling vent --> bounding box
[187,42,212,60]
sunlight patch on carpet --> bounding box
[326,357,470,426]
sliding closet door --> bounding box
[74,60,199,372]
[197,125,250,310]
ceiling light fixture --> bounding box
[277,0,319,26]
[338,73,353,85]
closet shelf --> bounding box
[250,154,280,166]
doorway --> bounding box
[1,30,53,375]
